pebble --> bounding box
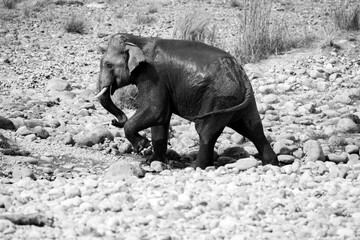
[277,155,296,164]
[226,157,258,171]
[327,152,348,163]
[337,118,358,132]
[303,140,326,161]
[0,5,360,239]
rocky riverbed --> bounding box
[1,0,360,239]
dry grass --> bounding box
[65,16,86,34]
[229,0,241,8]
[333,2,360,31]
[2,0,18,9]
[147,4,158,14]
[173,11,217,45]
[236,0,315,63]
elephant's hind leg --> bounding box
[228,104,278,166]
[193,116,231,169]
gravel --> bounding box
[1,0,360,239]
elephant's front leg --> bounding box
[124,106,171,154]
[124,118,151,153]
[147,124,169,163]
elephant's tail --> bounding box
[193,71,254,119]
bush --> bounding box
[147,4,158,14]
[236,0,313,63]
[2,0,18,9]
[173,11,217,45]
[65,16,86,34]
[229,0,241,8]
[333,2,360,31]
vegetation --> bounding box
[229,0,241,8]
[173,11,217,45]
[147,4,158,14]
[65,16,86,34]
[2,0,18,9]
[236,0,315,64]
[333,2,360,31]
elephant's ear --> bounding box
[125,43,145,73]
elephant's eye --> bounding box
[105,62,114,69]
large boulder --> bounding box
[74,126,114,147]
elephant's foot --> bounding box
[133,137,151,153]
[262,155,279,166]
[261,145,279,166]
[146,154,168,164]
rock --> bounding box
[273,140,293,155]
[347,154,360,165]
[26,119,44,128]
[327,152,348,163]
[45,78,71,91]
[12,166,36,180]
[230,132,244,144]
[58,132,75,145]
[0,195,12,209]
[262,94,278,104]
[150,161,166,172]
[333,93,351,104]
[336,228,355,238]
[64,185,81,198]
[226,157,258,171]
[24,134,37,141]
[337,118,358,133]
[74,126,114,147]
[16,126,33,136]
[0,116,16,130]
[0,219,15,234]
[303,140,326,161]
[308,69,323,79]
[86,3,106,8]
[105,160,144,181]
[216,156,237,166]
[345,144,359,154]
[220,146,250,159]
[34,127,50,139]
[46,119,61,128]
[277,155,295,164]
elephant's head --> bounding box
[95,34,145,128]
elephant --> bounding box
[95,33,278,169]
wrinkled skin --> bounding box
[97,33,278,169]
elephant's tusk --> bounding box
[94,87,108,99]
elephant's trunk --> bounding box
[97,87,128,128]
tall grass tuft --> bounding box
[229,0,241,8]
[333,2,360,31]
[237,0,313,63]
[173,11,216,45]
[65,16,86,34]
[237,0,273,63]
[2,0,18,9]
